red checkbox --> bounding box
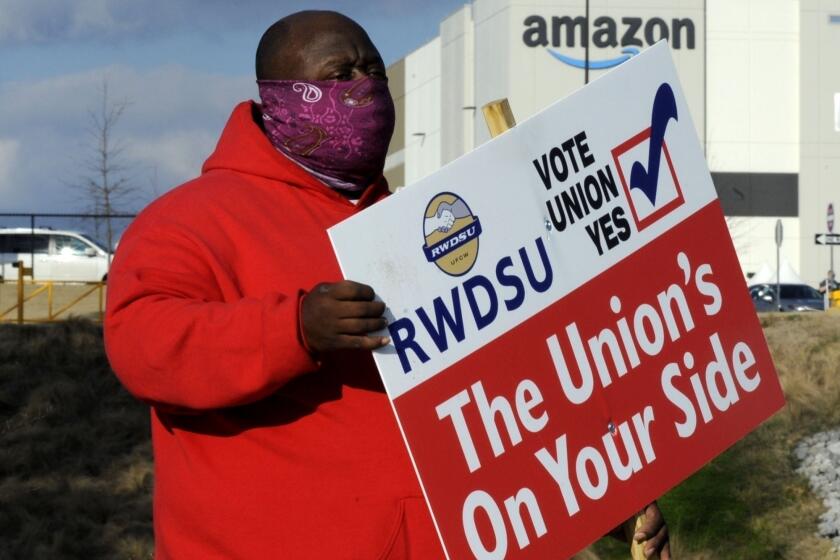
[611,127,685,231]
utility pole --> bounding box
[584,0,590,85]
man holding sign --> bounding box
[105,9,670,559]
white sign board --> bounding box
[329,42,784,559]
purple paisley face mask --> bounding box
[257,77,395,192]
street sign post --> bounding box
[829,204,836,306]
[829,204,835,309]
[817,211,837,309]
[775,220,783,312]
[330,43,785,559]
[815,233,840,245]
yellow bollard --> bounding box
[14,261,33,324]
[16,261,23,325]
[480,99,655,560]
[831,289,840,309]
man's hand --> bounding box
[607,502,670,559]
[301,281,389,353]
[629,502,671,559]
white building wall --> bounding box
[727,217,800,280]
[706,0,799,173]
[799,0,840,286]
[472,0,515,147]
[404,38,443,184]
[441,5,476,165]
[706,0,801,278]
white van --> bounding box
[0,228,111,282]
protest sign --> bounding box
[329,42,785,559]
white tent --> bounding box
[748,258,806,286]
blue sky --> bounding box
[0,0,466,213]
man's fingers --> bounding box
[339,317,388,335]
[337,334,390,350]
[336,300,386,319]
[634,502,664,540]
[634,501,667,559]
[660,541,671,560]
[302,282,389,353]
[643,525,668,558]
[326,281,376,301]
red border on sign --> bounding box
[611,127,685,231]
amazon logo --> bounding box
[522,15,696,71]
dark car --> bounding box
[748,283,825,312]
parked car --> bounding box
[0,228,111,282]
[748,283,825,312]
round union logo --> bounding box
[422,192,482,276]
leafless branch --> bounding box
[67,77,138,264]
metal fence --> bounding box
[0,213,135,275]
[0,213,134,323]
[0,262,106,324]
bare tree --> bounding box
[73,78,136,264]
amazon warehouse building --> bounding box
[383,0,840,286]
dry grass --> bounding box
[0,320,152,560]
[766,312,840,431]
[2,314,840,559]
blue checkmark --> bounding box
[629,83,679,206]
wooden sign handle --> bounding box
[480,98,654,560]
[623,510,657,560]
[481,98,516,137]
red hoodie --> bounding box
[105,101,443,559]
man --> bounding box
[819,270,838,294]
[105,10,670,559]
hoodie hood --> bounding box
[202,101,388,208]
